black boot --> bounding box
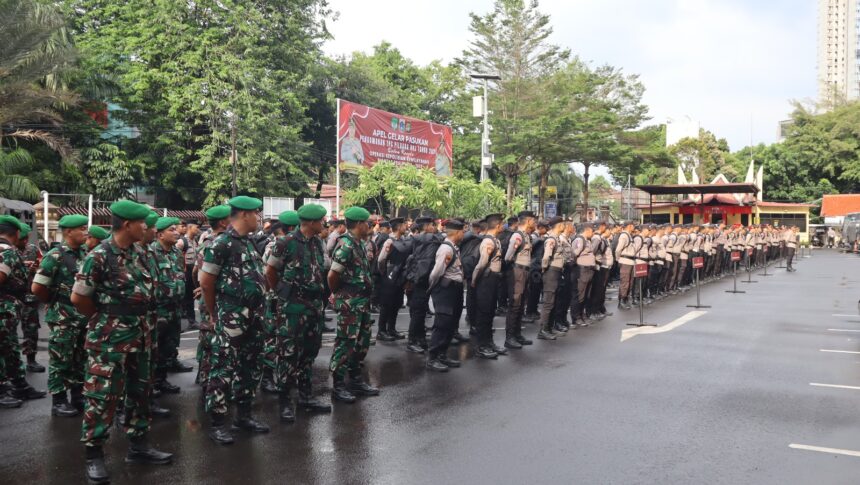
[233,403,269,433]
[425,356,449,372]
[504,336,523,350]
[537,328,557,340]
[376,330,396,342]
[0,390,22,409]
[209,413,234,445]
[85,446,109,484]
[515,335,533,346]
[406,341,425,354]
[11,379,46,400]
[126,435,173,465]
[347,376,380,397]
[52,392,79,417]
[154,378,180,394]
[70,384,85,412]
[331,379,357,403]
[491,343,509,355]
[278,392,296,422]
[476,346,499,359]
[150,399,171,418]
[260,369,279,394]
[437,355,461,368]
[167,358,194,373]
[26,355,45,373]
[451,332,469,343]
[298,384,333,412]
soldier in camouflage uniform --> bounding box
[265,205,330,422]
[70,201,172,484]
[0,215,46,408]
[86,226,110,251]
[31,214,90,416]
[151,217,186,394]
[328,207,380,403]
[199,196,269,445]
[15,224,45,373]
[193,205,230,390]
[259,214,293,395]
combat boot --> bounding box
[51,392,79,417]
[504,337,523,350]
[150,399,171,418]
[11,379,45,400]
[348,376,380,397]
[437,355,461,368]
[537,328,557,340]
[515,335,533,346]
[278,392,295,422]
[376,330,396,342]
[476,346,498,359]
[260,369,278,394]
[85,446,109,484]
[406,341,425,354]
[298,384,333,411]
[331,379,357,403]
[26,355,45,373]
[425,356,449,373]
[209,413,234,445]
[491,343,509,355]
[154,378,180,394]
[233,403,269,433]
[70,384,85,412]
[167,358,194,373]
[0,390,22,409]
[125,435,173,465]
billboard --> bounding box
[337,99,453,176]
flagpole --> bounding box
[335,98,341,217]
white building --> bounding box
[818,0,860,103]
[665,115,700,147]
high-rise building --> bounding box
[818,0,860,102]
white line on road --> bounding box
[810,383,860,390]
[789,443,860,458]
[620,310,707,342]
[832,314,860,317]
[827,329,860,333]
[820,349,860,354]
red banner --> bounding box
[692,257,704,269]
[337,100,453,176]
[731,251,741,262]
[634,263,649,278]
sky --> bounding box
[324,0,818,155]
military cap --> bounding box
[379,221,391,228]
[205,205,231,220]
[344,206,371,222]
[228,195,263,211]
[58,214,89,229]
[0,215,22,231]
[444,219,465,230]
[415,217,434,226]
[155,217,181,232]
[145,211,160,228]
[297,203,327,221]
[536,219,550,229]
[517,210,536,219]
[389,217,405,227]
[278,210,300,226]
[547,216,565,227]
[110,200,150,220]
[88,226,110,241]
[19,224,31,237]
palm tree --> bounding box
[0,147,40,200]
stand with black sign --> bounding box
[626,263,657,327]
[725,250,745,294]
[686,256,711,309]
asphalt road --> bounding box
[3,249,860,484]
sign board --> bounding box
[544,201,557,218]
[634,263,649,278]
[731,251,741,262]
[747,248,754,256]
[337,99,453,176]
[692,256,704,269]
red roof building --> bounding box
[821,194,860,223]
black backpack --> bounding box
[404,232,444,285]
[459,233,487,280]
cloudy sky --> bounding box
[324,0,817,152]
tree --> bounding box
[0,148,41,200]
[669,128,737,182]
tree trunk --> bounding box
[314,158,327,198]
[538,161,549,218]
[506,171,515,213]
[582,162,590,222]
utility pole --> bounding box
[471,73,501,182]
[230,114,238,198]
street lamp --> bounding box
[470,73,501,182]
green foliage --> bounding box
[0,147,41,201]
[669,128,736,182]
[80,143,138,200]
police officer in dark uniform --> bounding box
[425,219,466,372]
[376,218,409,342]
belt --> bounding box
[339,283,371,295]
[101,303,150,316]
[220,293,263,308]
[514,263,530,270]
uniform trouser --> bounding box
[618,263,634,300]
[205,303,264,416]
[196,326,214,387]
[47,321,87,395]
[379,283,404,335]
[475,273,501,347]
[567,265,581,321]
[261,297,277,374]
[428,282,464,358]
[538,268,562,329]
[648,264,662,296]
[465,284,477,328]
[183,267,196,321]
[660,260,671,292]
[573,267,595,320]
[330,292,372,381]
[497,269,510,309]
[19,301,39,357]
[587,267,609,316]
[786,247,795,269]
[554,266,573,324]
[526,270,542,315]
[155,304,181,379]
[679,257,690,287]
[371,274,382,308]
[81,349,151,447]
[407,282,430,344]
[504,266,529,339]
[276,304,323,391]
[0,305,25,383]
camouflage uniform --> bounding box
[0,238,27,383]
[33,243,88,395]
[329,232,374,381]
[19,243,41,357]
[72,240,154,448]
[194,230,217,386]
[201,227,266,416]
[260,238,279,380]
[267,230,326,391]
[150,241,185,379]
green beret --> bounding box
[88,226,110,241]
[205,204,231,220]
[145,211,160,228]
[343,206,370,222]
[156,217,181,232]
[228,196,262,211]
[297,204,327,221]
[19,224,31,237]
[0,215,23,231]
[278,210,300,226]
[58,214,89,229]
[110,200,151,220]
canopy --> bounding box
[635,183,758,196]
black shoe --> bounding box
[155,379,180,394]
[11,382,46,400]
[504,337,523,350]
[476,346,498,359]
[426,358,449,372]
[451,332,469,344]
[406,343,426,354]
[126,437,173,465]
[233,404,269,433]
[279,393,296,422]
[150,400,171,418]
[553,323,569,333]
[52,393,79,417]
[298,386,334,411]
[86,455,110,484]
[332,382,357,403]
[167,359,194,373]
[376,331,396,342]
[186,320,201,331]
[515,335,533,346]
[260,375,279,394]
[348,378,380,396]
[438,355,461,368]
[209,425,235,445]
[492,343,508,355]
[537,329,557,340]
[26,360,45,373]
[391,330,406,340]
[620,299,632,310]
[0,392,22,409]
[324,325,336,333]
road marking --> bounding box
[820,349,860,354]
[827,329,860,333]
[181,330,199,335]
[810,383,860,390]
[789,444,860,458]
[833,314,860,318]
[620,310,707,342]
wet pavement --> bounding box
[3,249,860,484]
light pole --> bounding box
[471,73,501,182]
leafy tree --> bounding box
[80,143,139,200]
[670,128,736,182]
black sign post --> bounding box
[742,248,758,284]
[626,263,657,327]
[687,256,711,309]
